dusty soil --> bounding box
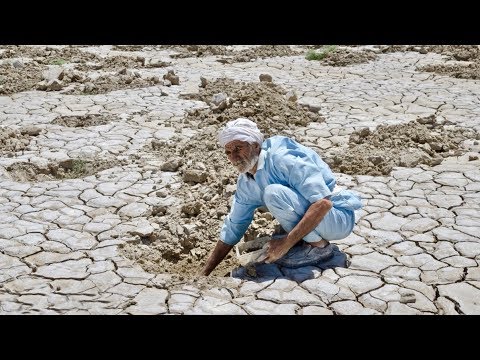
[59,70,163,95]
[379,45,480,60]
[112,45,147,51]
[310,47,378,66]
[228,45,303,63]
[0,62,46,95]
[0,46,169,95]
[6,158,120,182]
[52,114,113,127]
[419,62,480,80]
[74,55,170,72]
[121,77,322,277]
[0,127,41,155]
[169,45,231,58]
[169,45,302,63]
[328,115,479,176]
[0,45,101,64]
[180,77,324,132]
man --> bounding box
[199,118,362,276]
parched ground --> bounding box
[1,45,480,315]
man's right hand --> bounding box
[198,240,233,276]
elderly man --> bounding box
[199,118,362,276]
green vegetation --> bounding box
[70,159,86,175]
[50,58,67,65]
[305,45,337,61]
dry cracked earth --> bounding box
[1,45,480,315]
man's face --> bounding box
[225,140,258,173]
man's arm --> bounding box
[199,240,233,276]
[264,198,332,263]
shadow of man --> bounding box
[231,244,350,283]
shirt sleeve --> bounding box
[220,196,257,246]
[220,178,261,246]
[273,150,332,204]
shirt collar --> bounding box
[256,149,267,171]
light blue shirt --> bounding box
[220,135,339,246]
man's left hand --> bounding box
[264,235,292,264]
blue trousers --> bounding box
[263,184,356,242]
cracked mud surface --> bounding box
[1,45,480,315]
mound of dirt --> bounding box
[6,158,120,182]
[418,62,480,80]
[59,70,162,95]
[1,47,168,95]
[0,45,101,64]
[180,77,324,134]
[0,127,41,155]
[170,45,231,58]
[228,45,302,63]
[379,45,480,79]
[0,62,45,95]
[379,45,480,61]
[52,114,113,127]
[121,77,322,277]
[168,45,302,63]
[74,55,170,72]
[320,48,377,67]
[328,115,479,176]
[112,45,146,51]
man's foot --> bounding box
[274,241,334,269]
[308,239,330,248]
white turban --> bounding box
[218,118,264,147]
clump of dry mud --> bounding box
[419,62,480,80]
[0,126,41,155]
[57,69,163,95]
[0,62,45,95]
[305,46,377,66]
[181,77,324,134]
[6,158,120,182]
[227,45,302,63]
[328,115,479,176]
[52,114,113,127]
[1,46,169,95]
[379,45,480,61]
[74,55,170,72]
[170,45,231,58]
[121,77,322,277]
[0,45,101,64]
[112,45,146,51]
[168,45,302,63]
[319,48,377,67]
[379,45,480,80]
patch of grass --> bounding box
[70,159,87,175]
[306,45,337,61]
[50,58,67,65]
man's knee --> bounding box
[316,198,332,212]
[263,184,290,207]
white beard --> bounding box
[236,153,259,174]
